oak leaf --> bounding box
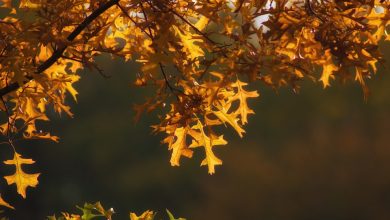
[163,126,193,166]
[3,152,40,198]
[212,105,245,138]
[189,120,227,174]
[172,26,204,61]
[229,79,259,125]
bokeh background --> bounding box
[0,41,389,219]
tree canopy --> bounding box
[0,0,389,210]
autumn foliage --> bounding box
[0,0,389,213]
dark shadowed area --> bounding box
[0,43,389,219]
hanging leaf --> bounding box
[3,152,40,198]
[189,120,227,174]
[318,50,339,88]
[212,106,245,138]
[229,79,260,125]
[163,126,193,166]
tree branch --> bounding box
[0,0,120,97]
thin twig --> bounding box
[159,63,184,98]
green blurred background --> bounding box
[1,43,389,219]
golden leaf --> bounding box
[194,16,209,31]
[229,79,259,125]
[65,75,81,101]
[130,210,155,220]
[189,120,227,174]
[3,152,40,198]
[19,0,40,8]
[319,50,339,88]
[172,26,204,61]
[276,36,298,60]
[212,105,245,138]
[37,45,52,62]
[164,126,193,166]
[366,6,388,43]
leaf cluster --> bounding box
[47,201,185,220]
[0,0,388,210]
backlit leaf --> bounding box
[3,152,40,198]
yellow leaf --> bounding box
[0,194,14,209]
[24,97,46,119]
[229,79,259,124]
[130,210,155,220]
[45,63,80,101]
[195,16,209,31]
[319,50,338,88]
[65,75,81,101]
[355,67,368,86]
[165,127,193,166]
[366,7,388,43]
[276,37,298,60]
[37,45,52,62]
[189,120,227,174]
[172,26,204,61]
[212,105,245,138]
[4,152,40,198]
[60,212,81,220]
[361,49,378,73]
[19,0,40,8]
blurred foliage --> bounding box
[47,201,184,220]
